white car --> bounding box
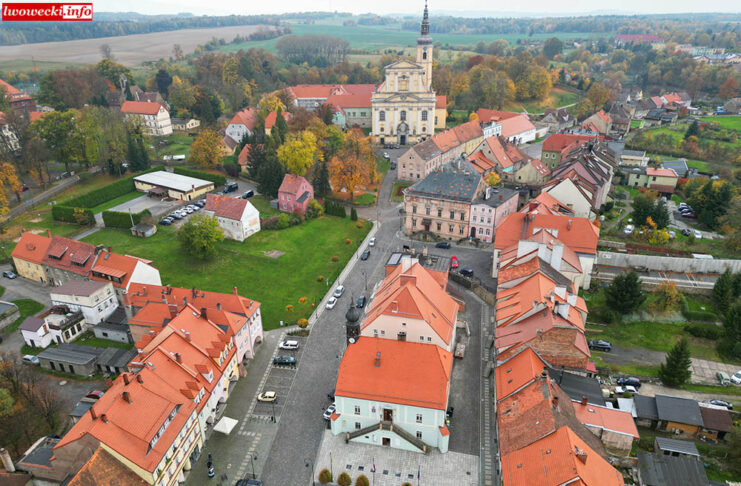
[279,340,299,350]
[624,224,635,235]
[694,230,702,239]
[614,385,638,395]
[333,286,345,298]
[731,370,741,385]
[369,237,376,247]
[185,207,195,214]
[323,403,336,420]
[326,297,337,310]
[257,391,277,402]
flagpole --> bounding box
[372,457,375,486]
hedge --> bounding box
[102,210,151,229]
[683,323,723,340]
[680,296,718,322]
[51,205,95,225]
[173,167,226,186]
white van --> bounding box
[173,155,186,161]
[279,340,299,350]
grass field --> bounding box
[82,215,370,329]
[89,191,143,214]
[0,59,83,75]
[391,183,410,202]
[3,299,45,334]
[700,115,741,131]
[501,87,581,113]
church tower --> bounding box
[416,1,433,91]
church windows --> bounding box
[401,110,407,121]
[422,50,428,60]
[379,111,385,121]
[421,110,428,121]
[422,126,427,132]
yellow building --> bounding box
[371,4,437,146]
[11,231,51,284]
[133,171,214,201]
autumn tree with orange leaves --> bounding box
[0,162,22,216]
[328,129,377,200]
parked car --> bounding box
[333,286,345,298]
[279,340,299,350]
[450,256,459,268]
[623,224,635,235]
[235,479,263,486]
[704,399,733,410]
[22,355,40,366]
[224,182,239,193]
[616,377,641,388]
[241,190,254,199]
[717,371,731,386]
[694,230,703,239]
[169,212,182,220]
[257,391,277,402]
[360,250,370,260]
[614,385,638,395]
[460,268,474,278]
[2,271,17,279]
[273,356,296,366]
[681,228,692,237]
[383,152,390,160]
[325,297,338,310]
[188,204,200,211]
[731,370,741,385]
[390,162,397,170]
[369,237,376,247]
[356,296,366,308]
[323,403,336,420]
[435,242,451,249]
[184,207,194,214]
[588,339,612,352]
[195,200,207,207]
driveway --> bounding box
[639,382,741,404]
[665,200,721,239]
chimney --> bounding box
[101,414,109,423]
[90,407,98,420]
[136,374,143,384]
[233,286,238,295]
[123,373,130,385]
[46,229,51,238]
[169,304,178,319]
[581,396,588,406]
[375,351,381,367]
[175,353,182,363]
[540,367,548,381]
[567,219,573,230]
[142,286,147,296]
[122,391,132,403]
[552,396,559,409]
[192,287,197,299]
[0,448,16,473]
[533,300,539,309]
[217,303,222,311]
[575,447,588,464]
[183,296,188,306]
[499,194,503,201]
[200,307,208,320]
[184,331,191,342]
[166,285,172,294]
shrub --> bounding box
[51,205,94,225]
[682,309,718,322]
[276,213,290,229]
[331,256,339,262]
[356,221,364,228]
[102,209,151,229]
[298,296,307,304]
[289,214,302,226]
[306,199,324,219]
[684,323,723,340]
[297,318,308,328]
[285,304,294,312]
[318,468,332,484]
[317,275,325,282]
[223,162,241,178]
[337,472,352,486]
[355,475,369,486]
[350,207,358,221]
[345,238,351,245]
[173,166,226,186]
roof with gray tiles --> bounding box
[405,159,481,203]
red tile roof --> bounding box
[29,111,47,123]
[41,236,96,276]
[572,401,639,439]
[324,93,372,109]
[264,110,291,129]
[287,84,376,100]
[0,78,21,95]
[238,144,252,166]
[67,447,149,486]
[542,134,602,153]
[646,167,677,178]
[11,231,52,265]
[530,158,550,177]
[335,337,452,410]
[278,173,311,197]
[494,213,599,255]
[228,107,257,131]
[91,250,150,289]
[205,193,251,220]
[431,119,482,152]
[436,95,447,109]
[120,101,164,116]
[496,347,549,400]
[519,192,575,216]
[476,109,535,139]
[501,426,625,486]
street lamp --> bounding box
[270,400,276,423]
[249,453,258,480]
[305,458,315,486]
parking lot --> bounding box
[252,334,308,421]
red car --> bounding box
[451,256,459,268]
[85,390,104,400]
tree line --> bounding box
[276,35,350,66]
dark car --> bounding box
[356,296,367,308]
[159,218,173,226]
[435,242,451,249]
[224,182,239,193]
[195,199,207,207]
[2,271,17,279]
[241,190,254,199]
[390,162,397,170]
[169,212,183,220]
[460,268,474,278]
[705,399,733,410]
[588,339,612,352]
[360,250,370,260]
[616,377,641,388]
[235,480,263,486]
[273,356,297,366]
[681,228,692,236]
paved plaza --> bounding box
[315,430,479,486]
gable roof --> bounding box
[476,109,536,138]
[634,395,659,421]
[67,447,149,486]
[238,144,252,166]
[228,107,257,130]
[120,101,164,116]
[699,404,732,432]
[496,346,549,400]
[646,167,677,178]
[204,193,255,221]
[51,280,109,298]
[571,400,639,438]
[520,192,576,216]
[11,231,52,264]
[405,159,481,203]
[19,316,45,333]
[335,337,452,410]
[91,250,154,290]
[501,426,625,486]
[542,134,602,153]
[324,93,372,109]
[637,451,709,486]
[264,110,292,129]
[655,395,703,426]
[41,236,96,276]
[436,95,447,109]
[529,158,550,177]
[494,212,600,256]
[278,173,311,196]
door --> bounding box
[383,408,393,421]
[470,227,477,238]
[399,135,406,145]
[397,332,406,342]
[382,437,391,447]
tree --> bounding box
[727,425,741,477]
[312,160,332,198]
[684,120,700,140]
[485,172,501,186]
[712,269,740,316]
[586,82,612,108]
[658,337,692,387]
[155,69,173,98]
[32,110,80,174]
[99,43,113,60]
[355,475,369,486]
[350,207,358,221]
[688,179,736,230]
[306,199,324,219]
[178,214,224,259]
[0,388,13,418]
[605,271,645,315]
[277,131,320,176]
[652,200,670,229]
[718,76,739,99]
[0,163,22,214]
[168,76,197,112]
[719,302,741,359]
[652,281,682,311]
[272,107,289,145]
[173,44,184,59]
[337,472,352,486]
[190,129,223,169]
[256,152,285,198]
[630,194,655,227]
[543,37,564,59]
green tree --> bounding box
[652,200,670,229]
[190,129,223,169]
[0,388,13,418]
[33,110,80,174]
[605,271,645,315]
[168,76,197,112]
[658,337,692,387]
[719,302,741,359]
[727,425,741,476]
[306,199,324,219]
[542,37,564,59]
[688,180,736,230]
[312,160,332,198]
[95,58,132,85]
[178,214,224,260]
[155,69,173,98]
[350,207,358,221]
[712,269,739,316]
[257,151,285,198]
[684,120,700,140]
[337,472,352,486]
[273,106,289,144]
[630,194,655,227]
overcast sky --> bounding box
[94,0,738,16]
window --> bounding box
[448,224,454,233]
[401,110,407,121]
[412,205,417,214]
[486,229,491,236]
[412,218,417,227]
[402,322,406,326]
[459,226,464,235]
[381,330,385,335]
[437,209,442,217]
[374,329,378,335]
[379,111,385,121]
[460,212,465,221]
[425,207,430,216]
[421,110,428,121]
[419,336,424,341]
[422,50,427,60]
[449,211,454,219]
[416,414,423,423]
[355,406,361,415]
[355,422,362,430]
[427,337,432,342]
[436,223,441,231]
[416,431,423,439]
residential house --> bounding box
[540,134,603,169]
[403,158,485,240]
[476,109,537,144]
[468,136,549,186]
[237,144,253,171]
[434,95,447,131]
[626,167,679,194]
[125,283,263,362]
[324,93,372,128]
[277,174,314,215]
[11,231,52,283]
[518,192,576,217]
[50,280,118,324]
[398,138,441,182]
[644,108,678,126]
[0,78,37,115]
[65,447,149,486]
[571,399,639,457]
[541,108,575,132]
[170,118,200,131]
[130,87,165,105]
[654,437,700,459]
[264,110,291,135]
[220,134,239,156]
[637,450,710,486]
[41,236,97,287]
[541,171,601,219]
[20,308,85,349]
[619,149,649,167]
[645,395,704,438]
[581,110,612,136]
[203,193,261,241]
[224,107,257,144]
[360,258,458,352]
[331,337,453,454]
[468,187,519,242]
[120,101,172,136]
[93,308,133,344]
[722,97,741,114]
[609,104,633,137]
[698,404,732,441]
[634,394,660,429]
[90,248,162,302]
[661,159,689,178]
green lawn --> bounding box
[82,216,370,329]
[700,115,741,131]
[502,88,581,113]
[0,285,4,298]
[630,120,644,128]
[249,195,280,217]
[391,183,410,202]
[377,156,390,178]
[3,299,45,334]
[89,191,143,214]
[352,193,377,206]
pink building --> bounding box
[469,187,519,242]
[278,174,314,214]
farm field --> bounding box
[0,25,269,66]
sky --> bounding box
[94,0,738,16]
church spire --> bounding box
[421,0,430,36]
